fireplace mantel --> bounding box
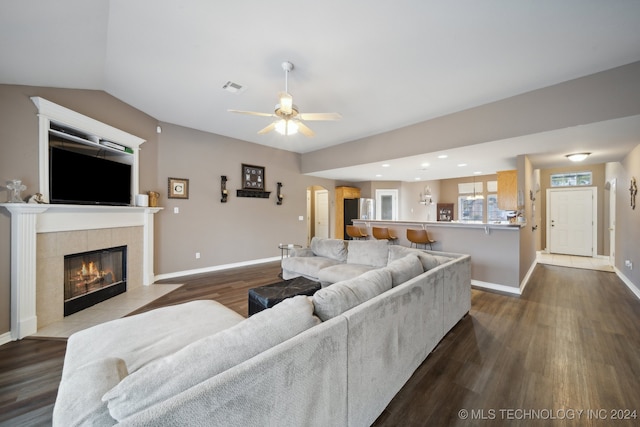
[1,203,161,340]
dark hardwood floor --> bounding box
[2,262,639,426]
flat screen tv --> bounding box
[49,146,132,206]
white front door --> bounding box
[315,189,329,239]
[547,187,596,256]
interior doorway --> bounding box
[546,187,597,256]
[608,179,616,266]
[306,185,330,246]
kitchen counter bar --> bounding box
[352,219,525,293]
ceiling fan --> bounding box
[228,61,341,137]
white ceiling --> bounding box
[1,0,640,181]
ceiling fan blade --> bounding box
[298,112,342,121]
[257,122,276,135]
[296,121,315,137]
[228,109,275,118]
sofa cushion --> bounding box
[383,254,424,287]
[388,245,440,271]
[103,295,320,422]
[62,300,244,379]
[53,357,127,427]
[347,240,389,267]
[311,237,348,262]
[282,256,343,280]
[317,263,379,285]
[313,269,392,321]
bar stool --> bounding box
[372,227,398,244]
[406,228,436,250]
[346,225,368,240]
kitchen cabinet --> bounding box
[497,170,518,210]
[335,186,361,239]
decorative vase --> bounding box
[7,179,27,203]
[148,191,159,207]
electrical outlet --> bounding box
[625,260,633,270]
[298,215,304,221]
[174,207,179,214]
[195,252,201,259]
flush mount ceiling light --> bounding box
[566,152,591,162]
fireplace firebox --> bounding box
[64,246,127,316]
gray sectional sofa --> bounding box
[53,238,471,427]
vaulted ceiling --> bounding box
[2,0,640,181]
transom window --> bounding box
[550,172,592,187]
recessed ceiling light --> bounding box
[414,177,421,181]
[438,155,448,159]
[474,171,482,175]
[420,162,430,168]
[566,152,591,162]
[458,163,467,167]
[381,164,390,168]
[376,174,382,177]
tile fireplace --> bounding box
[64,245,127,316]
[0,203,161,341]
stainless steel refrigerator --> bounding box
[344,198,375,239]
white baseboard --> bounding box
[471,279,521,296]
[519,260,539,294]
[154,256,281,282]
[0,331,13,347]
[615,267,640,300]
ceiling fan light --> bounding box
[275,119,298,136]
[566,152,590,162]
[280,93,293,114]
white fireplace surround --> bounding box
[2,203,161,340]
[2,97,159,340]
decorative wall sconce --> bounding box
[276,182,284,205]
[221,175,228,203]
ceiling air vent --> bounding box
[222,81,245,94]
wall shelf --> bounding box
[31,97,145,203]
[236,190,271,199]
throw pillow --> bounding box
[346,240,389,267]
[312,269,392,321]
[384,254,424,287]
[311,237,348,262]
[102,295,320,421]
[388,245,439,271]
[433,255,453,265]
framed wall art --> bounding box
[242,164,265,190]
[168,177,189,199]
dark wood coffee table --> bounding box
[248,276,321,316]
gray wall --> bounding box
[301,61,640,174]
[152,122,335,275]
[614,144,640,285]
